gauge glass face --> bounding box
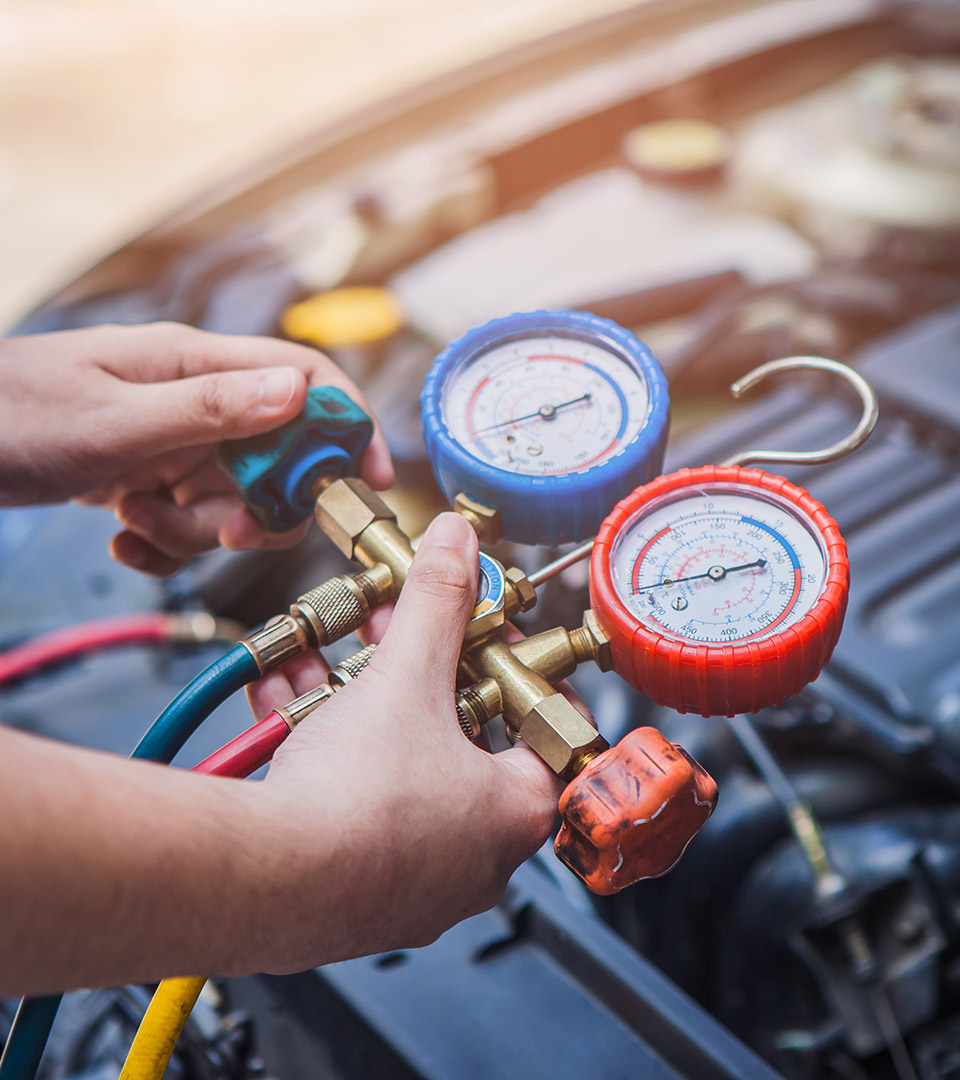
[610,483,828,644]
[440,334,651,476]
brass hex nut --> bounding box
[583,609,613,672]
[505,566,537,613]
[314,478,396,558]
[520,693,607,779]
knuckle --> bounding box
[148,320,197,341]
[194,378,230,426]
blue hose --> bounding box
[0,643,260,1080]
[132,644,260,764]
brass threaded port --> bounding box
[568,626,595,666]
[455,699,479,741]
[569,746,602,776]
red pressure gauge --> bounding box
[589,465,849,717]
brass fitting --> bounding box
[504,613,612,686]
[504,566,537,614]
[242,615,311,674]
[328,643,377,687]
[276,683,335,730]
[519,694,607,780]
[293,572,382,649]
[455,678,502,740]
[313,475,415,592]
[313,477,397,560]
[466,638,607,779]
[275,643,376,730]
[571,610,613,672]
[453,493,502,544]
[241,566,393,674]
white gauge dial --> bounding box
[440,335,651,476]
[610,483,828,644]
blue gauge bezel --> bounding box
[420,309,670,545]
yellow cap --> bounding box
[623,119,729,179]
[281,286,404,348]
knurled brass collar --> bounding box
[328,642,377,687]
[293,575,371,649]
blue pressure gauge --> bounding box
[420,310,669,545]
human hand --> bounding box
[240,513,568,971]
[0,322,393,575]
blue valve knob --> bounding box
[218,386,373,533]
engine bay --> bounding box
[3,2,960,1078]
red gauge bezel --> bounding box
[589,465,849,717]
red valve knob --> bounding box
[555,726,717,895]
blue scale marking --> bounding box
[474,356,629,463]
[582,358,629,444]
[740,515,800,569]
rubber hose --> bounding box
[0,644,261,1080]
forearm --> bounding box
[0,724,290,995]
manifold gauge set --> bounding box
[423,309,869,718]
[3,306,880,1080]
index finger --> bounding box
[96,323,394,490]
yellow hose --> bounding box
[119,975,206,1080]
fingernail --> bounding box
[422,512,474,549]
[258,368,299,410]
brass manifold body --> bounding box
[240,478,614,782]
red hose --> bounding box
[192,711,290,778]
[0,614,173,686]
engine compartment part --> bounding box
[4,2,960,1079]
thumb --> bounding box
[492,746,565,859]
[374,513,478,688]
[120,366,308,453]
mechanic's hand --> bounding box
[0,323,393,575]
[244,513,566,970]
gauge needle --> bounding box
[634,558,766,594]
[471,393,592,436]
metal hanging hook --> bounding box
[720,356,879,470]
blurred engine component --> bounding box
[736,58,960,264]
[391,168,817,344]
[621,119,731,187]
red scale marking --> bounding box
[736,567,802,642]
[631,525,672,593]
[467,353,618,475]
[630,529,801,643]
